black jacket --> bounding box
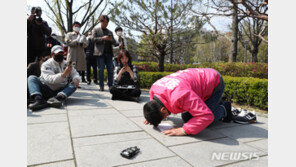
[27,19,52,57]
[113,64,138,86]
[85,38,95,57]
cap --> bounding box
[51,45,64,54]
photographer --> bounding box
[28,45,81,111]
[27,7,52,65]
[110,50,141,102]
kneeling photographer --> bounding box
[27,7,52,65]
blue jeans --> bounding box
[96,53,114,88]
[181,73,226,123]
[28,75,76,99]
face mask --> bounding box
[54,54,64,63]
[117,31,122,36]
[74,27,80,33]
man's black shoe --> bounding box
[222,101,233,123]
[94,81,99,85]
[87,81,91,85]
[99,87,104,91]
[29,99,49,111]
[47,97,63,108]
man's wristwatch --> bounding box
[182,128,188,135]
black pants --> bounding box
[110,86,141,101]
[78,71,86,81]
[86,56,97,82]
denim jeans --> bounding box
[181,73,226,123]
[27,75,76,99]
[96,53,114,88]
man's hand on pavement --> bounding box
[161,128,186,136]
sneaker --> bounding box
[234,110,257,124]
[29,99,48,111]
[232,107,242,117]
[47,97,63,108]
[222,101,233,123]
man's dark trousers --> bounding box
[86,55,98,82]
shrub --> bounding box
[138,72,268,110]
[133,62,268,79]
[90,69,268,110]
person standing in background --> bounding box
[85,31,98,85]
[92,15,116,91]
[113,26,128,65]
[27,6,52,65]
[65,21,88,83]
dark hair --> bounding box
[73,21,81,27]
[116,50,132,65]
[143,100,163,127]
[115,26,123,32]
[99,15,109,22]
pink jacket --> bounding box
[149,68,220,135]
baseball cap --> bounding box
[51,45,64,54]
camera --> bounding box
[34,15,43,23]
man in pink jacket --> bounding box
[143,68,232,136]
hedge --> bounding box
[133,62,268,79]
[91,70,268,110]
[138,72,268,110]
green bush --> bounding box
[138,72,268,110]
[133,62,268,79]
[90,69,268,110]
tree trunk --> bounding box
[251,48,258,62]
[158,51,165,72]
[67,3,73,32]
[229,4,238,62]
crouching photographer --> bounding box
[110,50,141,102]
[27,7,52,65]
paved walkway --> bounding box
[27,83,268,167]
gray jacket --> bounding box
[40,58,81,91]
[92,27,117,56]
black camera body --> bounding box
[34,15,43,23]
